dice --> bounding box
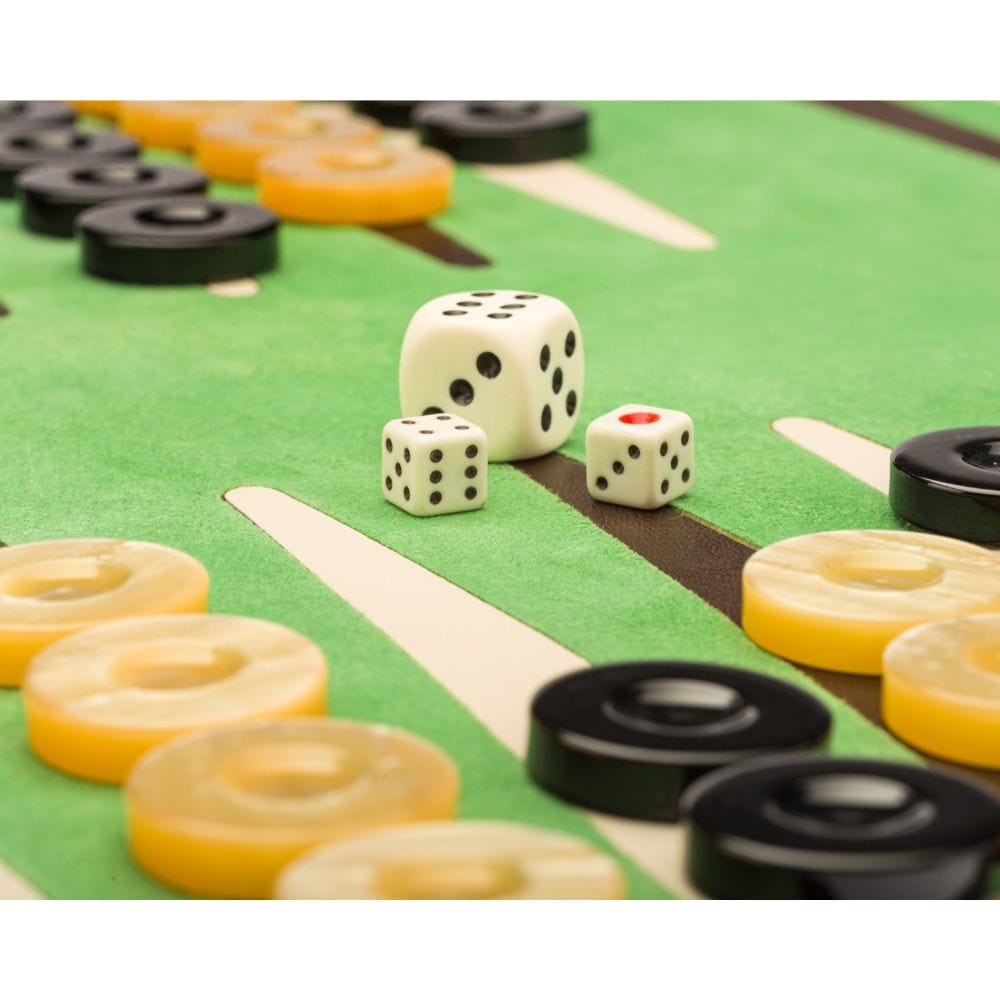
[382,413,488,516]
[399,290,584,462]
[586,404,694,509]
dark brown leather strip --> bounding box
[0,301,9,317]
[515,451,1000,794]
[373,223,491,267]
[820,101,1000,162]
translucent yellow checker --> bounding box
[258,145,453,225]
[883,614,1000,768]
[0,539,209,687]
[69,101,121,121]
[274,821,625,899]
[742,529,1000,675]
[24,614,327,783]
[126,718,459,898]
[195,111,380,183]
[119,101,296,152]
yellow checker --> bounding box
[258,145,453,225]
[126,717,459,898]
[69,101,121,121]
[0,539,209,687]
[195,111,380,183]
[742,529,1000,675]
[274,820,625,899]
[24,614,327,783]
[883,614,1000,768]
[120,101,296,152]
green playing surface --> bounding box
[0,101,997,898]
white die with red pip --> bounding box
[586,404,694,509]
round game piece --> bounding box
[526,660,831,821]
[195,111,380,184]
[889,427,1000,543]
[119,101,296,152]
[414,102,590,163]
[681,754,1000,899]
[0,101,75,133]
[68,101,121,121]
[0,539,209,687]
[742,529,1000,675]
[352,101,424,128]
[16,161,209,237]
[274,821,625,899]
[126,717,459,898]
[883,614,1000,769]
[0,127,139,197]
[78,197,279,285]
[258,144,453,226]
[24,614,328,783]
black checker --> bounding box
[526,660,831,822]
[17,162,208,237]
[889,426,1000,542]
[78,198,279,285]
[0,101,75,134]
[681,755,1000,899]
[352,101,424,128]
[414,102,589,164]
[0,127,139,197]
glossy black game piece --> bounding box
[681,755,1000,899]
[78,198,279,285]
[352,101,424,128]
[17,162,209,237]
[889,426,1000,542]
[526,661,832,822]
[0,101,75,133]
[0,127,139,197]
[414,102,590,163]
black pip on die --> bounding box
[399,291,584,462]
[382,413,488,516]
[586,404,694,509]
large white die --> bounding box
[382,413,488,516]
[586,404,695,509]
[399,290,584,462]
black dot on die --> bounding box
[430,470,442,484]
[403,487,411,501]
[596,477,608,490]
[661,480,669,494]
[500,304,524,309]
[450,379,474,405]
[443,310,467,316]
[629,445,640,459]
[612,461,624,475]
[565,331,576,357]
[456,425,469,430]
[457,301,482,307]
[431,449,443,463]
[671,455,679,470]
[385,438,393,453]
[539,346,550,372]
[660,442,668,457]
[681,430,690,446]
[682,468,691,483]
[402,419,416,424]
[515,293,537,300]
[385,476,393,490]
[436,414,452,421]
[465,466,477,479]
[422,408,442,416]
[395,463,402,476]
[404,448,411,462]
[552,367,563,394]
[465,487,478,500]
[430,492,442,505]
[541,405,552,432]
[566,391,577,417]
[466,444,478,458]
[471,291,495,297]
[477,352,502,378]
[420,430,434,435]
[488,313,512,320]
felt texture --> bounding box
[0,101,996,898]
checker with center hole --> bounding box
[0,101,75,133]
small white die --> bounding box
[586,404,694,509]
[382,413,488,516]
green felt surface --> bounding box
[0,101,996,898]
